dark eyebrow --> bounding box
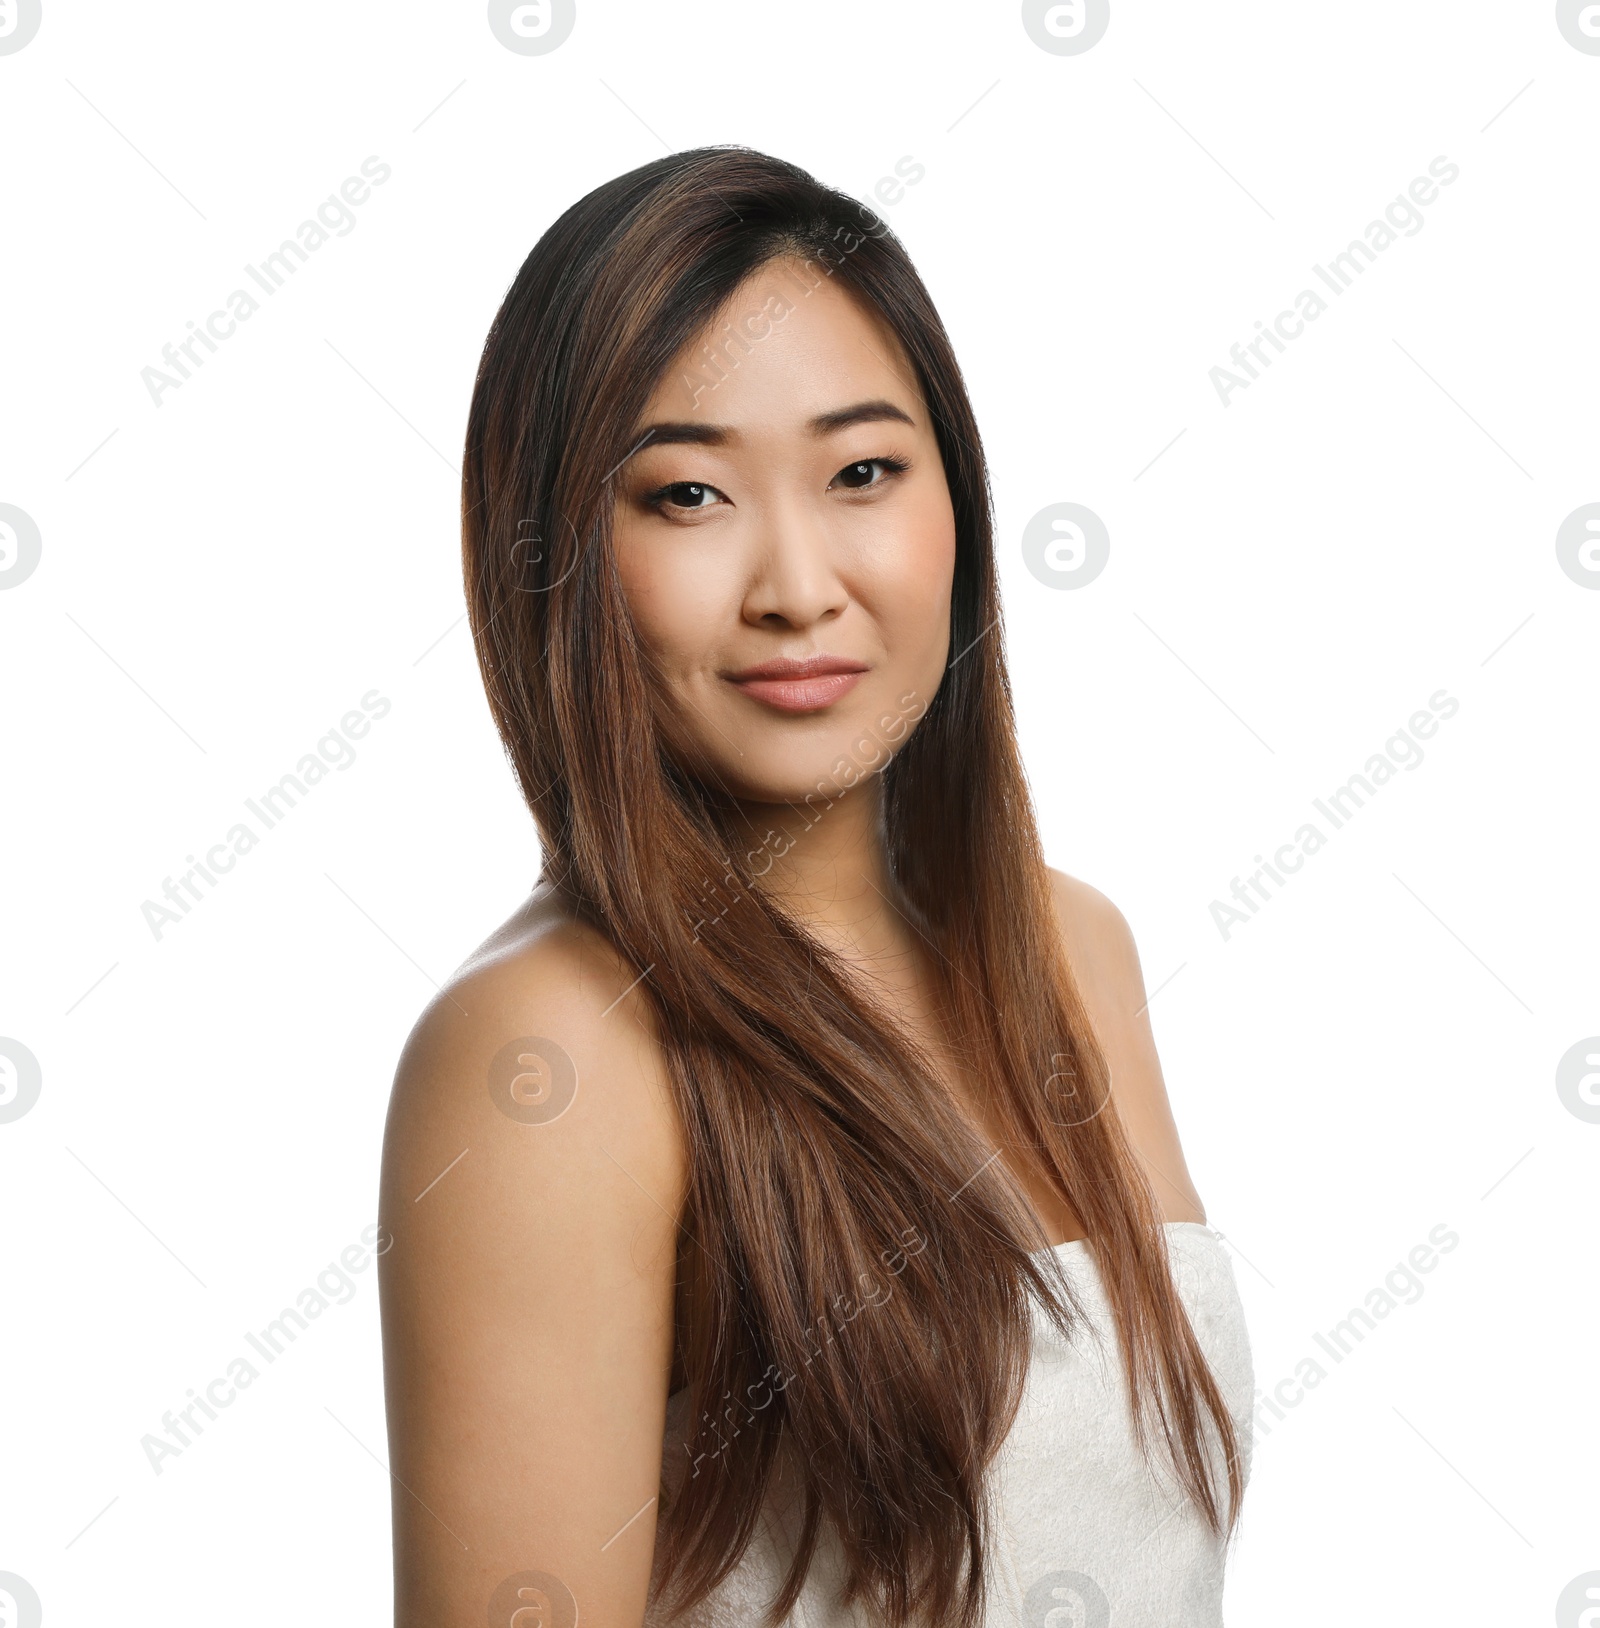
[627,397,916,453]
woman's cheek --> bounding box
[616,551,725,716]
[891,523,955,630]
[617,554,695,664]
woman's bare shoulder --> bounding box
[377,885,688,1620]
[388,885,683,1158]
[381,887,689,1320]
[1044,866,1207,1226]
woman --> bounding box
[377,145,1254,1628]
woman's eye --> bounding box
[830,456,909,493]
[649,481,723,513]
[645,456,908,516]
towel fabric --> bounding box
[646,1221,1255,1627]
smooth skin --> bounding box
[377,255,1205,1627]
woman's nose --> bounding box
[739,506,850,629]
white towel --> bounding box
[645,1222,1255,1627]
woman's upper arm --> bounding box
[377,929,689,1627]
[1046,868,1207,1225]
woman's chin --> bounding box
[698,755,885,814]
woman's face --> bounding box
[611,255,958,807]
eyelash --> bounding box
[642,455,911,517]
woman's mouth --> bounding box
[723,655,869,714]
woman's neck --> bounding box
[730,777,920,981]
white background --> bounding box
[2,2,1596,1624]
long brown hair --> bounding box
[461,145,1243,1628]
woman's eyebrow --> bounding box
[810,398,917,436]
[628,398,916,453]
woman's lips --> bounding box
[723,657,868,714]
[728,670,864,713]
